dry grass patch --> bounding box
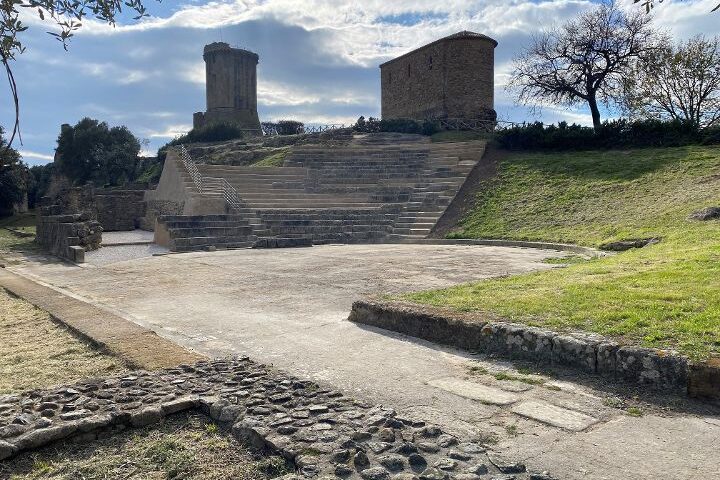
[0,412,292,480]
[0,289,126,394]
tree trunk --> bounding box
[588,95,602,132]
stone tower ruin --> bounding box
[380,31,497,122]
[193,42,261,133]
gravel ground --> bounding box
[101,230,154,245]
[85,244,169,266]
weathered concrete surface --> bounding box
[7,244,720,480]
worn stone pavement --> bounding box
[7,244,720,480]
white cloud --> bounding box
[259,81,320,106]
[144,124,193,139]
[20,150,54,161]
[78,61,156,84]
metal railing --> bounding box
[178,145,247,211]
[179,145,203,191]
[261,123,349,136]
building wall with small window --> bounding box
[379,32,497,121]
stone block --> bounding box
[129,407,163,427]
[551,335,598,373]
[69,246,85,264]
[616,347,688,391]
[596,341,619,377]
[497,324,553,363]
[688,356,720,400]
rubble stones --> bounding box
[0,358,546,479]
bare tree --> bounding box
[510,3,660,131]
[623,35,720,128]
[634,0,719,14]
[1,0,152,148]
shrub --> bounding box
[352,116,440,136]
[156,122,247,161]
[495,119,717,150]
[276,120,304,135]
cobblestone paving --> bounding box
[0,358,554,480]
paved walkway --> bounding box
[7,244,720,480]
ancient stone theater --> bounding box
[380,31,497,122]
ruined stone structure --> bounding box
[36,186,102,263]
[193,42,261,133]
[380,31,497,122]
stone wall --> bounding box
[380,31,496,121]
[94,185,147,231]
[36,187,102,263]
[35,213,102,263]
[140,199,184,231]
[348,299,698,396]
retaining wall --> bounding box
[95,185,147,231]
[348,300,719,400]
[35,213,102,263]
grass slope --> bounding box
[406,146,720,359]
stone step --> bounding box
[172,240,256,252]
[168,226,254,238]
[159,214,247,222]
[171,235,255,248]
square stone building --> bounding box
[380,31,497,121]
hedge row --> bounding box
[495,120,720,150]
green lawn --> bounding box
[0,213,38,263]
[405,146,720,360]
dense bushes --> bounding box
[496,119,720,150]
[353,116,440,136]
[55,118,141,186]
[261,120,305,135]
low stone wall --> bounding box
[95,186,147,231]
[0,357,553,480]
[36,213,102,264]
[348,300,719,400]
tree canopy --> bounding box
[55,117,141,186]
[1,0,151,147]
[0,127,26,212]
[634,0,719,13]
[510,3,660,131]
[623,35,720,128]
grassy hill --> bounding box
[404,145,720,359]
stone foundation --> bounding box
[0,357,554,479]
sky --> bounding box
[2,0,718,165]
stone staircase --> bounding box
[154,214,256,252]
[157,133,486,250]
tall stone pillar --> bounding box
[193,42,261,133]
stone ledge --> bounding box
[0,358,555,480]
[382,239,604,257]
[0,269,205,370]
[348,299,719,401]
